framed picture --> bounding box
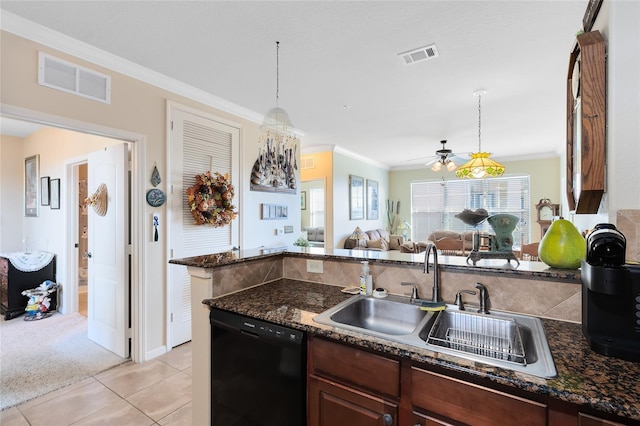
[366,179,379,220]
[50,178,61,210]
[41,176,51,206]
[261,203,288,220]
[24,155,39,217]
[349,175,364,220]
[301,191,307,210]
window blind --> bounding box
[410,176,530,247]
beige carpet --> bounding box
[0,312,127,410]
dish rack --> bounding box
[426,310,527,365]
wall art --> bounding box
[50,178,60,210]
[366,179,379,220]
[24,155,39,217]
[349,175,364,220]
[40,176,50,206]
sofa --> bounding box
[427,230,475,254]
[343,228,425,253]
[303,227,324,247]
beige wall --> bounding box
[0,135,23,252]
[0,31,302,359]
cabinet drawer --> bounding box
[310,337,400,398]
[411,366,547,426]
[578,412,626,426]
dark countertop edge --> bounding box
[203,279,640,422]
[170,246,581,283]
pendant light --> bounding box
[455,90,505,179]
[256,41,298,189]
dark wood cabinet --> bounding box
[412,410,456,426]
[308,337,399,426]
[410,366,547,426]
[308,376,398,426]
[0,254,56,320]
[308,336,638,426]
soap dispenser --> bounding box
[359,261,370,295]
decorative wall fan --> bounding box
[416,140,467,172]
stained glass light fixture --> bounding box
[455,90,505,179]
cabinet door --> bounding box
[308,375,397,426]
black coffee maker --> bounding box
[581,223,640,362]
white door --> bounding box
[87,143,130,358]
[168,106,239,347]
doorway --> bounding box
[78,163,89,317]
[301,179,325,247]
[1,107,145,362]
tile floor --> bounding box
[0,342,193,426]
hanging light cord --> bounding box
[477,92,482,152]
[276,41,280,107]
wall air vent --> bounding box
[300,157,315,169]
[398,44,439,65]
[38,52,111,104]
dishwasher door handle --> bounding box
[240,329,260,339]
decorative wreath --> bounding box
[186,172,238,227]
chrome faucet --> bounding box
[475,283,490,314]
[424,243,440,302]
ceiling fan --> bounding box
[419,140,468,172]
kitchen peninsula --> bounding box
[170,248,640,425]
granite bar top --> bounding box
[204,279,640,422]
[170,246,581,282]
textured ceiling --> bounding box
[0,1,587,169]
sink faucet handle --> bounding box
[454,290,477,311]
[475,283,490,314]
[401,282,419,301]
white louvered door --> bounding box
[168,106,240,347]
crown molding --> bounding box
[1,11,264,125]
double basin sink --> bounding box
[313,294,557,378]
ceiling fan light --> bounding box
[446,161,457,172]
[431,161,442,172]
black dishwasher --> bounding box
[210,308,306,426]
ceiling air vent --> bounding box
[38,52,111,104]
[398,44,439,65]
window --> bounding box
[309,187,325,228]
[410,176,530,248]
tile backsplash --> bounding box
[617,209,640,262]
[282,257,582,323]
[208,254,583,323]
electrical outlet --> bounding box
[307,259,323,274]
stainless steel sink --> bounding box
[327,295,427,335]
[313,295,557,378]
[418,308,556,378]
[421,309,530,365]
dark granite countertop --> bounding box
[204,279,640,422]
[170,246,581,283]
